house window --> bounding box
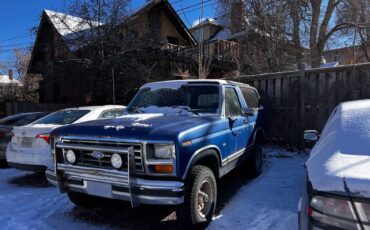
[167,36,179,45]
[334,56,339,62]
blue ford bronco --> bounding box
[47,80,265,227]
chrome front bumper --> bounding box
[46,164,184,206]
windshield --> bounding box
[127,84,221,115]
[12,113,47,126]
[32,110,90,125]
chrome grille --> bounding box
[57,138,144,172]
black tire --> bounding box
[248,141,263,178]
[177,165,217,228]
[67,191,101,209]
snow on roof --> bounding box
[306,100,370,197]
[62,105,125,111]
[0,75,20,84]
[44,10,101,37]
[144,79,230,87]
[44,10,102,51]
[306,61,339,70]
[191,18,217,28]
[209,27,232,41]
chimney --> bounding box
[229,1,246,34]
[8,69,13,81]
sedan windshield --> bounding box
[32,110,90,125]
[127,84,221,115]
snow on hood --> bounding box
[139,106,194,115]
[306,100,370,197]
[118,113,163,121]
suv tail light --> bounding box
[36,134,50,144]
[0,132,4,140]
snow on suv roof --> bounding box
[306,99,370,197]
[143,80,252,88]
[62,105,125,111]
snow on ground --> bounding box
[0,146,307,230]
[209,146,307,230]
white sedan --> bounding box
[6,105,125,172]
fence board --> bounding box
[237,62,370,148]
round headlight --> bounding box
[65,150,76,164]
[111,153,122,169]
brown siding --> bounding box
[160,11,189,46]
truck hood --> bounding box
[52,113,223,141]
[306,100,370,198]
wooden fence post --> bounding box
[298,63,307,150]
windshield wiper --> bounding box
[343,177,365,230]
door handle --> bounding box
[243,119,248,124]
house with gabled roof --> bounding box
[27,0,200,105]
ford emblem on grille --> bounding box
[91,151,105,159]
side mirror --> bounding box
[303,130,319,142]
[227,116,236,125]
[242,107,256,116]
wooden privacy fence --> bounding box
[6,102,71,116]
[237,62,370,148]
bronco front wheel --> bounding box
[177,165,217,228]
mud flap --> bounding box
[128,147,140,207]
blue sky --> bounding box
[0,0,216,67]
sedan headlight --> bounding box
[310,195,370,229]
[154,144,175,159]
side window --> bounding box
[225,88,242,117]
[240,87,260,108]
[100,109,123,119]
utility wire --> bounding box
[0,0,216,49]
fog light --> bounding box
[65,150,76,164]
[111,153,122,169]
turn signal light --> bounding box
[154,165,173,174]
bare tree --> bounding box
[336,0,370,62]
[5,49,41,103]
[51,0,136,103]
[216,0,302,74]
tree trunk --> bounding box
[289,0,303,68]
[310,0,322,68]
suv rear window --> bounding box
[240,87,260,108]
